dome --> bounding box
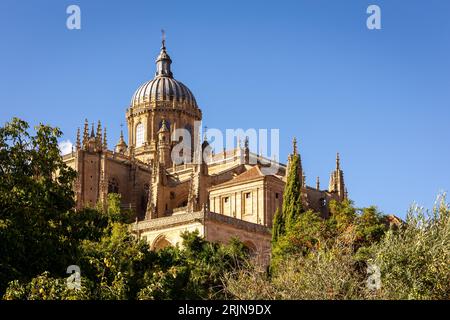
[130,40,199,112]
[131,77,197,108]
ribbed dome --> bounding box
[131,77,197,108]
[130,40,199,111]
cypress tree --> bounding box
[271,207,283,243]
[283,153,303,232]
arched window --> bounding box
[108,178,119,194]
[152,236,172,251]
[136,123,144,147]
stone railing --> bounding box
[204,211,270,235]
[132,211,205,232]
[172,206,188,213]
[132,210,270,235]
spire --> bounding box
[83,119,89,145]
[286,136,303,186]
[119,127,125,142]
[76,127,81,150]
[115,126,127,154]
[292,137,298,155]
[336,152,340,170]
[96,120,102,145]
[155,30,173,78]
[90,123,95,138]
[103,127,107,150]
[316,176,320,190]
[329,152,346,201]
[158,119,169,133]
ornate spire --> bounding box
[96,120,102,145]
[76,127,81,150]
[316,176,320,190]
[119,127,125,141]
[155,30,173,78]
[292,137,298,155]
[103,127,107,150]
[286,136,303,186]
[336,152,340,170]
[115,126,127,154]
[83,119,89,145]
[90,123,95,138]
[158,119,169,133]
[329,152,346,201]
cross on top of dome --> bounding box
[155,29,173,78]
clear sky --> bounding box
[1,0,449,218]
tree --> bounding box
[0,118,77,294]
[369,195,450,299]
[283,153,303,232]
[271,207,282,243]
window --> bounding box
[275,193,279,199]
[136,123,144,147]
[244,192,252,215]
[108,178,119,194]
[222,196,231,215]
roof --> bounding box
[210,165,281,190]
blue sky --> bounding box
[1,0,449,217]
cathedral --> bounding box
[62,38,347,264]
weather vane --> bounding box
[161,29,166,48]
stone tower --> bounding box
[125,33,202,164]
[328,152,347,201]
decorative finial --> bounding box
[90,122,95,138]
[159,119,169,132]
[292,137,298,155]
[336,152,340,170]
[83,119,89,145]
[161,29,166,49]
[96,120,102,143]
[316,176,320,190]
[103,127,107,150]
[76,127,81,150]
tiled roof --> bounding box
[210,166,268,189]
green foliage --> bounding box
[271,153,303,263]
[271,210,324,268]
[137,231,249,300]
[370,195,450,299]
[224,242,373,300]
[3,272,93,300]
[1,118,248,300]
[105,193,134,224]
[283,154,303,232]
[271,207,282,243]
[2,117,448,300]
[0,118,78,293]
[226,195,450,300]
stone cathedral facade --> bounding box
[62,39,347,264]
